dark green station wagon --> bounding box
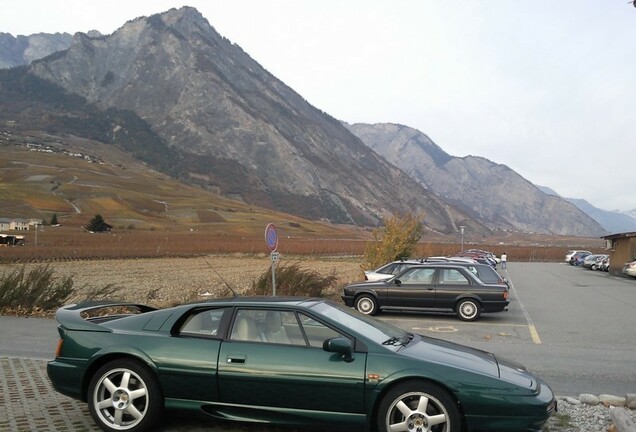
[48,297,555,432]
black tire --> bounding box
[354,294,378,315]
[456,298,481,321]
[88,359,163,432]
[377,381,461,432]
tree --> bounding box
[50,214,59,225]
[85,214,111,233]
[362,213,424,270]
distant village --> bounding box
[1,129,106,165]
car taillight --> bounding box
[503,290,508,300]
[54,339,63,358]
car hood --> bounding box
[401,336,498,376]
[346,280,390,288]
[401,335,537,391]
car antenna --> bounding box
[205,260,239,298]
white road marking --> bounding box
[505,270,542,344]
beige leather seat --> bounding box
[264,311,290,344]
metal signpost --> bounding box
[265,223,279,296]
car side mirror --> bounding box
[323,337,354,362]
[394,278,401,285]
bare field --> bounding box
[0,254,365,310]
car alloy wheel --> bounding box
[456,299,481,321]
[378,381,461,432]
[88,359,162,432]
[355,294,378,315]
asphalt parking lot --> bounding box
[1,262,635,431]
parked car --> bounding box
[48,298,556,432]
[582,254,608,270]
[600,256,610,272]
[569,251,591,266]
[455,252,497,267]
[342,264,510,321]
[623,260,636,277]
[363,259,426,281]
[565,250,592,263]
[465,248,501,264]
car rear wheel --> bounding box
[88,359,162,432]
[355,294,378,315]
[456,299,481,321]
[377,381,461,432]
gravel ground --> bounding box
[0,254,364,309]
[548,397,636,432]
[1,255,634,431]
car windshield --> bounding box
[310,301,410,349]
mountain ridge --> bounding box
[345,122,606,237]
[16,7,484,235]
[0,7,611,237]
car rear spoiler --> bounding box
[55,301,157,331]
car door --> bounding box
[217,308,367,414]
[387,267,437,309]
[434,268,475,309]
[155,307,228,402]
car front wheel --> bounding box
[355,294,378,315]
[88,359,163,432]
[456,298,481,321]
[377,381,461,432]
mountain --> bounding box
[537,187,636,234]
[0,32,73,69]
[566,198,636,234]
[5,7,484,235]
[345,122,606,237]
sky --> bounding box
[2,1,636,212]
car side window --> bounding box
[401,268,435,284]
[439,269,469,285]
[230,309,304,345]
[380,263,397,275]
[298,313,343,348]
[180,308,226,337]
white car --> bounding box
[622,260,636,278]
[363,259,425,281]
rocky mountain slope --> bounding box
[1,7,608,237]
[24,7,483,235]
[346,122,606,236]
[0,32,73,69]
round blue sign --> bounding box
[265,223,278,252]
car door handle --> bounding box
[227,355,246,364]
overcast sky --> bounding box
[2,1,635,212]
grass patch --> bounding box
[246,262,338,298]
[0,265,74,315]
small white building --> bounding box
[0,218,43,231]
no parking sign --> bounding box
[265,223,278,252]
[265,223,278,295]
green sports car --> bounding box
[48,297,556,432]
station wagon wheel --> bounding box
[377,381,461,432]
[88,359,163,432]
[456,299,481,321]
[355,294,378,315]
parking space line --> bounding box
[506,271,542,344]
